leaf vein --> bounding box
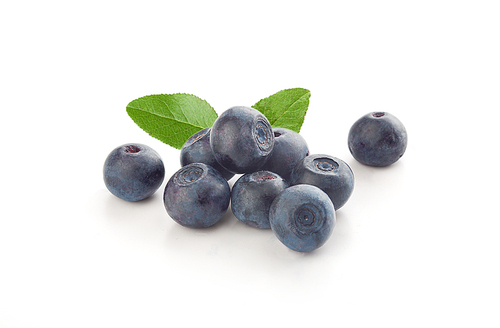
[271,91,310,125]
[128,106,206,130]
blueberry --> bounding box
[290,154,354,210]
[260,128,309,182]
[269,184,335,252]
[348,112,408,167]
[163,163,230,228]
[103,143,165,201]
[180,128,235,180]
[210,106,274,174]
[231,171,289,229]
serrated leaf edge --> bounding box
[126,93,218,149]
[268,88,311,127]
[126,109,203,149]
[126,93,217,130]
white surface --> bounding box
[1,1,499,327]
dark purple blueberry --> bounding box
[348,112,408,167]
[210,106,274,174]
[290,154,354,210]
[231,171,289,229]
[269,184,335,252]
[163,163,230,228]
[103,143,165,202]
[260,128,309,182]
[180,128,235,180]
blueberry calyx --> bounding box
[296,205,317,227]
[252,171,277,182]
[314,158,338,172]
[187,129,210,146]
[125,145,141,153]
[254,120,273,152]
[175,164,206,185]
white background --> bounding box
[1,1,499,327]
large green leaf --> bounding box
[126,93,218,149]
[253,88,311,133]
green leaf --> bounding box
[126,93,218,150]
[252,88,311,133]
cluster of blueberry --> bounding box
[167,106,356,252]
[103,106,407,252]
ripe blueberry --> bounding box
[210,106,274,174]
[269,184,335,252]
[260,128,309,182]
[348,112,408,167]
[103,143,165,202]
[163,163,230,228]
[231,171,289,229]
[290,154,354,210]
[180,127,234,180]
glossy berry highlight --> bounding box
[348,112,408,167]
[269,184,335,252]
[291,154,354,210]
[210,106,274,174]
[180,127,234,180]
[231,171,289,229]
[163,163,230,228]
[103,143,165,202]
[260,127,309,182]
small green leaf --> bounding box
[253,88,311,133]
[126,93,218,150]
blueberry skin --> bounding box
[290,154,354,210]
[231,171,289,229]
[180,128,235,180]
[163,163,230,228]
[348,112,408,167]
[260,128,309,183]
[210,106,274,174]
[269,185,335,252]
[103,143,165,202]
